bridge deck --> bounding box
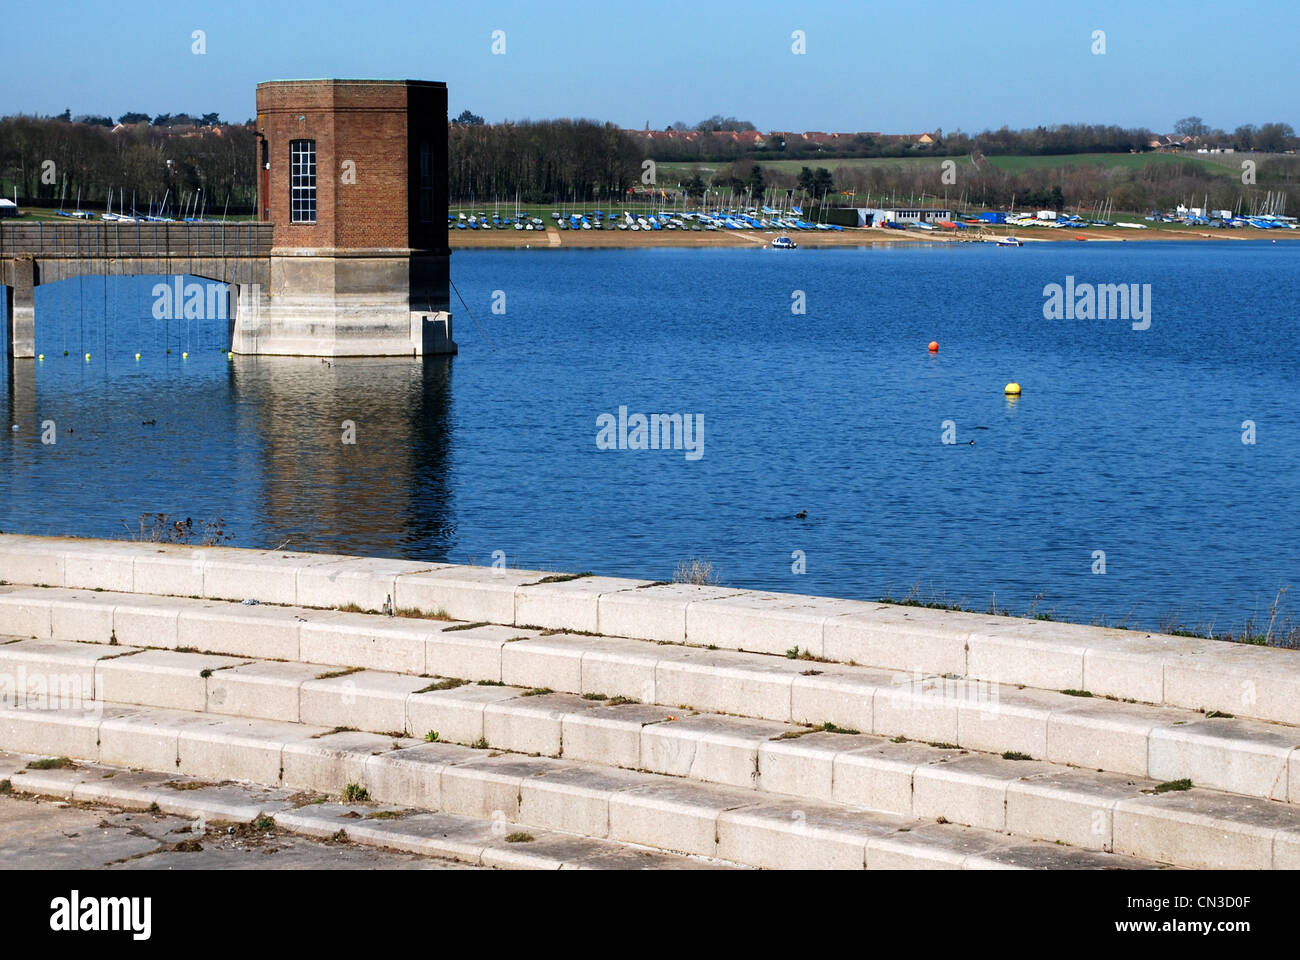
[0,221,273,286]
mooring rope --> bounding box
[448,276,495,351]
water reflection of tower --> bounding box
[229,355,456,557]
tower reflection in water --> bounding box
[229,355,456,559]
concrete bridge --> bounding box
[2,78,455,361]
[1,221,273,358]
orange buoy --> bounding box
[928,341,939,353]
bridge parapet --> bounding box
[0,221,273,258]
[0,221,273,287]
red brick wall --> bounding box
[255,80,447,253]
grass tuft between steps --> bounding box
[26,757,75,770]
[316,666,363,681]
[415,677,467,693]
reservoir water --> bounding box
[2,241,1297,635]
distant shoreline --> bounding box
[449,225,1300,249]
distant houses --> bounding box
[623,128,939,153]
[1147,134,1237,154]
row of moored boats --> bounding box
[450,210,845,233]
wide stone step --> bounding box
[3,535,1298,728]
[5,586,1296,804]
[3,657,1299,869]
[0,751,729,870]
[0,704,1165,869]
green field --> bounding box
[656,151,1268,183]
[984,152,1234,175]
[656,157,940,180]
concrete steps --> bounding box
[0,751,731,870]
[0,708,1161,870]
[2,586,1296,804]
[3,637,1299,868]
[2,535,1299,869]
[3,534,1297,727]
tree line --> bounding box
[640,121,1298,163]
[448,118,644,203]
[0,114,257,211]
[671,153,1300,218]
[49,110,228,128]
[4,109,1295,216]
[800,157,1296,217]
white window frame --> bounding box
[289,139,317,223]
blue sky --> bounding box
[3,0,1296,133]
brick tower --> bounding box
[233,79,455,357]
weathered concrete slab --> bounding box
[0,638,138,704]
[200,549,351,605]
[280,730,409,794]
[363,741,481,809]
[406,683,522,746]
[97,648,247,712]
[482,692,598,757]
[438,753,565,820]
[640,713,788,788]
[514,575,650,634]
[559,701,677,769]
[1113,788,1300,869]
[685,591,860,658]
[607,778,759,858]
[299,670,430,735]
[717,798,898,869]
[300,614,433,675]
[1147,718,1295,801]
[424,623,534,683]
[517,762,648,837]
[206,659,322,722]
[295,557,455,612]
[176,601,317,660]
[912,753,1054,832]
[1005,769,1153,852]
[654,647,802,722]
[597,583,745,644]
[393,566,551,624]
[823,604,973,676]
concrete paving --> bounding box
[0,793,480,870]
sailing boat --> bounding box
[997,192,1023,245]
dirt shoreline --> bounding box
[450,225,1299,249]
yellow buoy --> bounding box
[135,353,141,360]
[1004,382,1021,396]
[84,353,91,361]
[37,354,44,361]
[227,352,234,360]
[181,352,188,359]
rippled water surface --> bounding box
[2,241,1297,631]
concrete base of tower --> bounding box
[230,249,457,357]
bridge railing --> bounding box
[0,221,274,260]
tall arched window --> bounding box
[290,139,317,223]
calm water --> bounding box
[2,241,1298,632]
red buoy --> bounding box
[928,341,939,353]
